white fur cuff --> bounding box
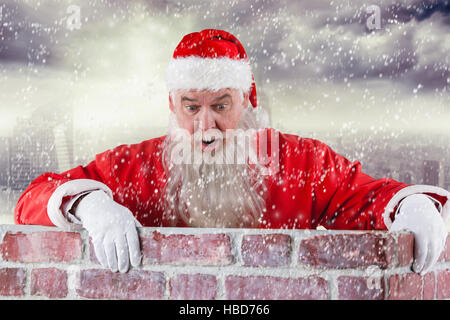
[47,179,113,230]
[383,184,450,229]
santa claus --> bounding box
[15,29,449,274]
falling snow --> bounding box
[0,2,449,306]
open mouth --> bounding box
[196,128,223,151]
[201,137,220,151]
[202,138,216,146]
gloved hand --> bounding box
[73,190,142,273]
[390,193,447,275]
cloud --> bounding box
[1,0,449,92]
[0,1,53,64]
[385,0,450,23]
[218,0,450,91]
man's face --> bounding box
[169,88,249,151]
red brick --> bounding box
[338,276,385,300]
[388,273,422,300]
[0,268,26,296]
[423,272,435,300]
[241,234,291,267]
[436,269,450,300]
[76,269,165,300]
[169,274,217,300]
[0,231,82,263]
[225,275,328,300]
[31,268,68,299]
[141,231,233,265]
[298,233,395,269]
[397,233,414,267]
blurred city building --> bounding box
[1,105,73,191]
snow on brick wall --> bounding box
[0,224,449,300]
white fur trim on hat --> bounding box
[166,57,253,93]
[383,184,450,229]
[47,179,113,230]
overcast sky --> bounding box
[0,0,449,155]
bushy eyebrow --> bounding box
[213,94,231,102]
[181,96,197,102]
[181,94,231,103]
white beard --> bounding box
[161,106,270,228]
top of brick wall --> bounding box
[0,224,449,300]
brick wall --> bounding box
[0,224,449,300]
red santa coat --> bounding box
[14,129,450,231]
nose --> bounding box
[196,108,216,132]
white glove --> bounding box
[390,193,447,275]
[73,190,142,273]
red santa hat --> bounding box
[166,29,258,108]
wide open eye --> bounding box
[185,105,199,113]
[214,104,227,111]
